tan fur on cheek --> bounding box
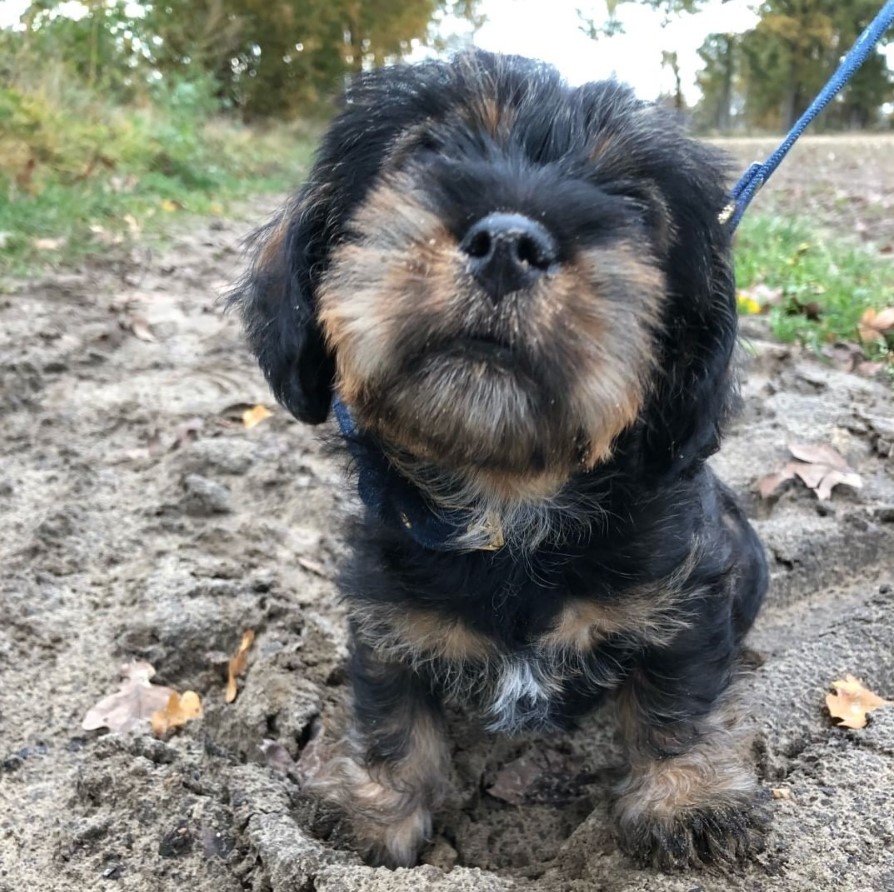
[538,243,664,467]
[316,177,460,405]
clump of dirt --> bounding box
[1,199,893,892]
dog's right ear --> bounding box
[232,58,465,422]
[230,187,336,424]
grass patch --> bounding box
[735,214,894,359]
[0,73,317,276]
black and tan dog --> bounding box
[232,51,769,871]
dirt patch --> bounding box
[715,134,894,251]
[1,191,893,892]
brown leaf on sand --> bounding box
[858,307,894,345]
[826,675,893,730]
[298,556,330,578]
[487,749,585,806]
[220,402,268,427]
[121,313,157,343]
[150,690,203,736]
[242,404,272,429]
[82,661,175,734]
[757,443,862,501]
[225,630,255,703]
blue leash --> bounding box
[725,0,894,232]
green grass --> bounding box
[734,214,894,361]
[0,77,317,276]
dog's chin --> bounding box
[348,348,583,498]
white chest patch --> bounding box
[486,657,557,733]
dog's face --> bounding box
[235,53,737,494]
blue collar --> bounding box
[332,399,504,552]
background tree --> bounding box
[739,0,892,131]
[694,33,739,132]
[10,0,481,118]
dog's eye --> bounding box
[415,132,440,153]
[389,129,442,170]
[598,181,660,224]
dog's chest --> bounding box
[449,642,626,733]
[484,654,557,732]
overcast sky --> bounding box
[427,0,760,102]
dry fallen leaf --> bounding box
[487,755,545,805]
[757,443,863,501]
[737,283,783,312]
[225,630,255,703]
[120,313,157,343]
[826,675,893,730]
[242,405,272,429]
[150,690,203,736]
[858,307,894,345]
[771,787,792,800]
[298,556,329,578]
[487,749,585,806]
[83,661,175,734]
[32,237,66,251]
[220,402,260,425]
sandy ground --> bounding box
[1,138,894,891]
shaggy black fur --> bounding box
[232,50,770,872]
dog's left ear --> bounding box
[638,140,739,478]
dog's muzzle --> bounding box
[460,212,557,303]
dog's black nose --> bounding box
[460,213,557,303]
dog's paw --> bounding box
[353,797,432,868]
[304,755,432,868]
[613,792,770,871]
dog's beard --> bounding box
[368,347,578,477]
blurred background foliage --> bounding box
[696,0,893,132]
[0,0,479,270]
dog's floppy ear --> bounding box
[231,186,335,424]
[637,140,739,478]
[231,61,450,424]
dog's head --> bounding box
[234,52,736,496]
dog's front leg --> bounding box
[611,643,767,870]
[312,636,450,867]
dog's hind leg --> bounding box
[308,637,450,867]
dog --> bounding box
[231,50,769,872]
